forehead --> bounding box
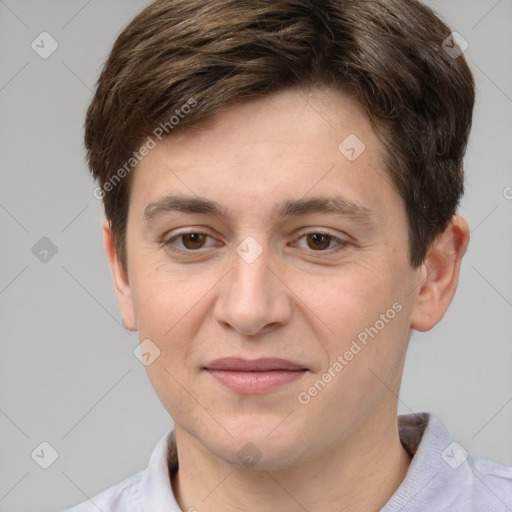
[128,86,399,221]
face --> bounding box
[109,86,427,469]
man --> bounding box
[66,0,512,510]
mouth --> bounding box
[203,357,309,394]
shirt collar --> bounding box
[383,412,472,511]
[140,428,180,512]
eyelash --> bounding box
[161,230,350,256]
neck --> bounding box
[170,411,412,512]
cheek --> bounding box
[129,264,227,393]
[130,259,212,334]
[144,357,210,432]
[294,262,403,337]
[133,272,213,420]
[297,263,410,386]
[298,309,408,439]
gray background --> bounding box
[0,1,511,511]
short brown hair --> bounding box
[85,0,475,269]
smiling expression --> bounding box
[108,85,425,468]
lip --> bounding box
[203,358,308,394]
[204,357,307,372]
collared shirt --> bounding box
[64,413,512,511]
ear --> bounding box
[103,219,137,331]
[410,215,470,332]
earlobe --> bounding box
[102,219,137,331]
[410,215,470,332]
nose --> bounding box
[213,242,292,337]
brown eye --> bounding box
[305,233,333,251]
[162,230,219,255]
[180,233,207,249]
[293,231,348,254]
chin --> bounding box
[201,423,310,470]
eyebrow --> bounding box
[143,194,375,225]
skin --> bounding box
[104,86,469,512]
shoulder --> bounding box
[465,454,512,508]
[389,413,512,511]
[63,470,145,512]
[63,428,176,512]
